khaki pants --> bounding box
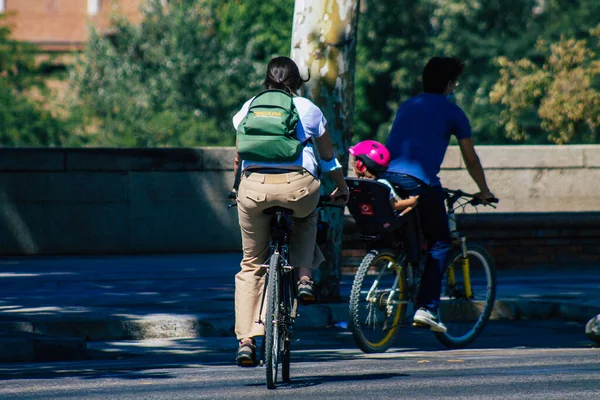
[235,170,321,340]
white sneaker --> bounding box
[413,308,447,333]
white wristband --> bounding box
[319,157,342,172]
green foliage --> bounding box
[0,13,71,147]
[68,0,300,147]
[354,0,435,143]
[216,1,294,60]
[491,27,600,144]
[7,0,600,147]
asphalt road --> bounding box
[0,320,598,400]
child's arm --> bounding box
[390,195,419,215]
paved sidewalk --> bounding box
[1,254,599,362]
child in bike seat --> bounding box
[349,140,418,215]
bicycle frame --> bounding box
[446,201,473,299]
[258,211,294,328]
[389,196,474,304]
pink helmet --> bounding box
[348,140,391,173]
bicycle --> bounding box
[228,193,339,389]
[345,177,498,353]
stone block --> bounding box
[583,146,600,168]
[0,172,128,203]
[0,202,44,254]
[516,300,558,319]
[0,203,130,254]
[476,145,585,169]
[34,336,87,361]
[65,148,204,172]
[509,169,600,212]
[201,147,236,171]
[440,146,461,169]
[129,201,241,253]
[558,303,600,322]
[489,300,517,320]
[0,336,34,362]
[0,321,33,334]
[129,171,235,204]
[121,316,216,339]
[0,149,65,172]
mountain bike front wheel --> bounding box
[349,249,407,353]
[265,252,281,389]
[436,243,496,348]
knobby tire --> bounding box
[265,252,281,389]
[281,273,292,383]
[349,249,406,353]
[435,243,496,348]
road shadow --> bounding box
[246,372,409,389]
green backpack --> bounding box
[236,89,302,163]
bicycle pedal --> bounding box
[412,321,429,329]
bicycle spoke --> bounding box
[436,245,496,348]
[350,250,407,353]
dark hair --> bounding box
[264,56,308,95]
[422,57,464,93]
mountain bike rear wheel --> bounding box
[436,243,496,348]
[265,252,281,389]
[349,249,407,353]
[281,274,293,383]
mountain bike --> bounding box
[229,193,339,389]
[345,177,498,352]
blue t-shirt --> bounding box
[386,93,471,186]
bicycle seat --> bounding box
[345,178,405,235]
[263,206,294,216]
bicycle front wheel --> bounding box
[436,243,496,348]
[349,249,407,353]
[265,252,281,389]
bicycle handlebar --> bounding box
[443,188,499,209]
[318,195,345,209]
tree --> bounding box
[491,26,600,144]
[291,0,361,301]
[69,0,267,147]
[354,0,435,142]
[0,13,71,146]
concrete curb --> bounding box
[2,300,599,341]
[1,314,230,342]
[0,332,86,363]
[1,299,599,363]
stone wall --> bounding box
[1,146,599,268]
[439,145,600,212]
[0,148,239,255]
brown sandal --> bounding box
[298,278,315,303]
[236,339,257,367]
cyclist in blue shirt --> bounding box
[382,57,495,333]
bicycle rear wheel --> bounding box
[281,274,294,383]
[349,249,407,353]
[265,252,281,389]
[436,243,496,348]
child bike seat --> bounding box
[345,178,405,235]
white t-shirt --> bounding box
[233,96,327,176]
[377,178,400,200]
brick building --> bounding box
[2,0,144,52]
